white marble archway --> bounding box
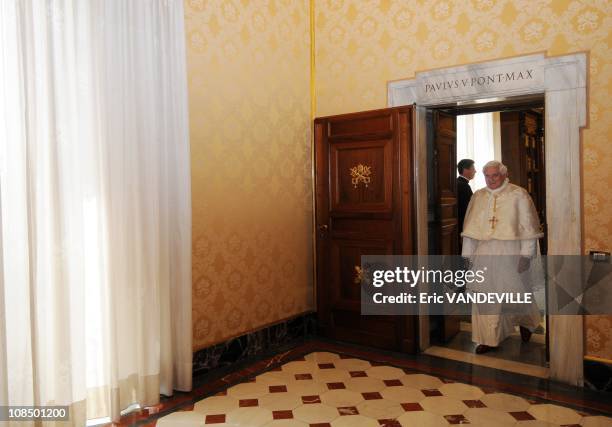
[388,53,587,386]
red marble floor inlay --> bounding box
[310,423,332,427]
[205,414,226,424]
[362,392,383,400]
[239,398,258,407]
[318,363,335,369]
[401,402,424,411]
[463,399,486,408]
[301,395,321,404]
[338,406,359,415]
[383,379,403,387]
[509,411,537,421]
[327,382,346,390]
[269,385,288,393]
[445,414,470,424]
[272,410,293,420]
[349,370,368,377]
[422,388,443,397]
[378,419,402,427]
[295,373,313,380]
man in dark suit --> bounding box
[457,159,476,241]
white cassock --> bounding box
[461,178,544,347]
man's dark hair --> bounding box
[458,159,475,174]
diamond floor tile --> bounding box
[149,350,611,427]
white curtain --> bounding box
[0,1,192,425]
[457,112,502,191]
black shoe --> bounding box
[475,344,496,354]
[520,326,532,343]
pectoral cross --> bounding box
[489,195,499,229]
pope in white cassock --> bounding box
[461,160,543,354]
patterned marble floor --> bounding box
[153,351,612,427]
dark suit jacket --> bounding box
[457,175,473,234]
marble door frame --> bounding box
[387,52,588,386]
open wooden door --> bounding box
[429,110,461,342]
[314,107,417,353]
[430,111,458,256]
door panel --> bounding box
[433,111,458,256]
[430,110,460,343]
[315,107,417,352]
[328,113,393,137]
[330,139,392,212]
[330,239,393,308]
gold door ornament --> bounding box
[354,265,373,286]
[350,163,372,188]
[354,265,364,284]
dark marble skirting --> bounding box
[192,312,317,376]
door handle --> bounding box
[318,224,328,232]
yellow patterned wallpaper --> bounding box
[185,0,313,351]
[313,0,611,359]
[184,0,611,359]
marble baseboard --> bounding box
[584,359,612,392]
[192,312,317,376]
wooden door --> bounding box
[500,110,547,254]
[314,107,417,352]
[431,111,458,256]
[430,110,460,342]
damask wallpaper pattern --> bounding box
[185,0,314,351]
[184,0,611,360]
[313,0,611,360]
